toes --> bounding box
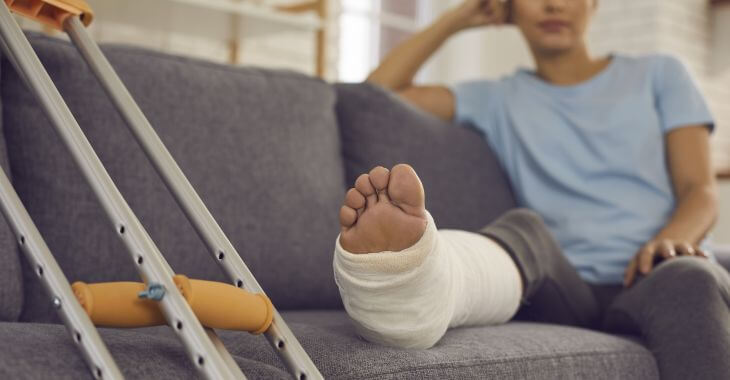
[339,205,357,228]
[368,166,392,203]
[368,166,390,191]
[355,173,377,206]
[345,188,366,210]
[387,163,425,215]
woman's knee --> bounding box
[501,208,546,229]
[643,257,728,301]
[606,257,728,333]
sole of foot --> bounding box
[339,163,427,254]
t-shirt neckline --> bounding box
[517,54,619,96]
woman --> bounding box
[332,0,730,378]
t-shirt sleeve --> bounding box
[654,55,714,133]
[448,80,500,137]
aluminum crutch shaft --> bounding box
[64,15,322,380]
[0,167,123,380]
[0,3,244,378]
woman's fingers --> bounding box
[638,243,657,275]
[623,257,639,287]
[658,240,677,259]
[675,243,695,257]
[467,0,507,26]
[626,240,707,287]
[641,240,677,275]
[696,248,709,258]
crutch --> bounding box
[62,5,322,380]
[2,0,322,379]
[0,161,123,379]
[1,1,245,379]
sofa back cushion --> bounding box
[335,83,516,231]
[0,54,23,322]
[2,33,345,322]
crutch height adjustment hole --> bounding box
[37,266,43,277]
[217,251,225,260]
[118,225,125,235]
[276,339,285,349]
[95,367,102,379]
[236,279,243,288]
[299,374,307,380]
[137,256,143,265]
[74,331,81,343]
[176,320,183,330]
[19,235,25,245]
[196,356,204,366]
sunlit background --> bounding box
[15,0,730,243]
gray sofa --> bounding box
[0,32,727,379]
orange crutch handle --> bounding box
[5,0,94,31]
[71,275,273,334]
[72,280,165,327]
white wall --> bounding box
[716,183,730,244]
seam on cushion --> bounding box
[346,350,657,379]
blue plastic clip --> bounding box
[138,283,166,301]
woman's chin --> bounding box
[533,40,579,56]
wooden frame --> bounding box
[276,0,327,77]
[227,0,327,77]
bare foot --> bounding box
[339,164,428,254]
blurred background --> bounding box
[16,0,730,243]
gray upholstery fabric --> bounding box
[216,310,659,379]
[0,311,661,380]
[0,322,289,379]
[0,50,24,322]
[1,33,345,323]
[335,83,517,231]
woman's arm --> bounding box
[367,0,506,121]
[624,125,717,286]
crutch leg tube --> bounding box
[64,9,323,380]
[0,167,123,380]
[0,1,245,378]
[72,275,274,334]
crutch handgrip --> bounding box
[71,275,273,334]
[174,275,274,334]
[5,0,94,30]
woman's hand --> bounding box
[445,0,509,32]
[623,239,709,287]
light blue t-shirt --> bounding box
[451,54,715,284]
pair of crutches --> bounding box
[0,1,322,379]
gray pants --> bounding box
[480,209,730,380]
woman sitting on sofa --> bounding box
[332,0,730,378]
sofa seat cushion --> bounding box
[0,322,289,379]
[219,310,660,379]
[0,311,659,379]
[2,32,346,323]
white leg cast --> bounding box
[333,210,522,349]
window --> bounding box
[338,0,424,82]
